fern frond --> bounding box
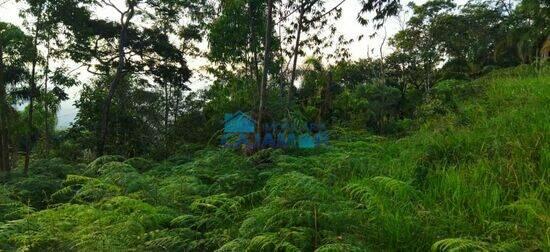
[64,175,94,186]
[432,238,489,251]
[370,176,416,198]
[315,243,362,252]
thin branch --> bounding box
[100,0,123,14]
[0,0,11,7]
[67,64,86,74]
[276,5,300,25]
[304,0,346,25]
[86,65,109,76]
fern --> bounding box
[85,155,125,176]
[502,198,549,224]
[64,175,94,185]
[432,238,490,251]
[315,243,363,252]
[432,238,521,252]
[370,176,416,198]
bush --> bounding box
[124,157,154,173]
[85,155,125,176]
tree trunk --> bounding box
[258,0,274,144]
[164,84,169,136]
[379,25,387,80]
[0,44,10,172]
[24,18,42,176]
[43,39,50,156]
[0,136,4,172]
[288,6,305,104]
[248,0,261,94]
[174,88,181,122]
[98,7,135,156]
[318,71,332,124]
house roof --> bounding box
[224,111,256,133]
[225,111,256,124]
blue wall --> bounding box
[224,113,255,133]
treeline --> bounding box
[0,0,548,167]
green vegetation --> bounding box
[0,65,547,250]
[1,0,549,250]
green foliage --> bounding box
[85,155,125,176]
[0,185,33,222]
[0,65,548,251]
[124,157,154,173]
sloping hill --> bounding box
[0,66,548,251]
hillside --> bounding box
[0,65,548,251]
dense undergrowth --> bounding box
[0,66,548,251]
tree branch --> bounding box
[99,0,124,14]
[305,0,346,25]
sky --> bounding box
[0,0,466,128]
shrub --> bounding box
[124,157,154,173]
[85,155,125,176]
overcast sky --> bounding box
[0,0,466,127]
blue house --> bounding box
[222,111,256,147]
[222,111,328,149]
[298,134,315,149]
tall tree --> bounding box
[22,2,44,175]
[18,0,71,170]
[285,0,345,104]
[0,22,32,172]
[54,0,195,155]
[258,0,274,139]
[54,0,199,156]
[96,0,136,156]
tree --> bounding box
[0,22,32,172]
[258,0,274,142]
[19,0,47,174]
[297,57,333,123]
[508,0,550,63]
[54,0,196,155]
[96,0,136,156]
[358,0,401,29]
[390,0,455,92]
[16,0,82,170]
[284,0,345,104]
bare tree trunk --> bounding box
[0,44,9,172]
[288,6,305,104]
[174,88,181,121]
[43,39,50,156]
[277,9,286,101]
[24,16,42,176]
[164,84,169,135]
[258,0,274,144]
[248,0,261,94]
[378,24,387,80]
[98,6,135,156]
